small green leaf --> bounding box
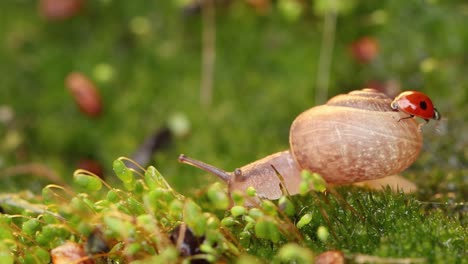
[43,224,70,240]
[94,200,111,212]
[76,222,92,236]
[113,159,134,183]
[74,173,102,192]
[124,242,141,255]
[144,190,160,212]
[41,214,59,225]
[221,216,236,227]
[261,200,277,216]
[206,216,220,229]
[310,173,327,192]
[152,188,175,204]
[200,243,216,254]
[278,196,295,216]
[104,216,135,238]
[301,170,327,193]
[0,217,14,241]
[317,226,329,242]
[22,219,41,237]
[183,199,206,236]
[127,197,146,215]
[248,208,264,220]
[70,197,90,213]
[230,205,246,217]
[0,242,13,264]
[168,199,183,220]
[246,186,257,197]
[41,187,55,204]
[130,247,178,264]
[136,214,155,232]
[123,178,136,191]
[144,166,158,189]
[299,181,309,195]
[134,179,146,194]
[296,213,312,229]
[244,222,255,231]
[36,225,58,246]
[301,170,312,181]
[144,166,170,190]
[0,216,12,226]
[23,246,50,264]
[106,189,120,203]
[244,216,255,224]
[207,183,230,210]
[239,230,251,244]
[255,219,281,243]
[275,243,315,263]
[81,196,97,211]
[231,190,244,205]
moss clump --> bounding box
[0,160,464,263]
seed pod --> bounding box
[350,36,379,63]
[65,72,102,118]
[39,0,84,21]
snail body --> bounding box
[179,89,423,200]
[179,151,301,200]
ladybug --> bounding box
[391,91,440,122]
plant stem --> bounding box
[200,0,216,107]
[315,4,337,105]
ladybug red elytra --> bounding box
[390,91,440,122]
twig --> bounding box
[200,0,216,107]
[1,162,67,186]
[0,194,65,221]
[315,1,337,105]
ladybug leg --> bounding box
[416,118,431,131]
[418,122,425,132]
[397,115,414,122]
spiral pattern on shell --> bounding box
[289,88,422,184]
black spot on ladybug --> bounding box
[419,101,427,110]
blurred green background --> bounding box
[0,0,466,200]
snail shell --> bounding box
[290,88,422,184]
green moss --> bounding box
[0,161,465,262]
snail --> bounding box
[179,89,424,201]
